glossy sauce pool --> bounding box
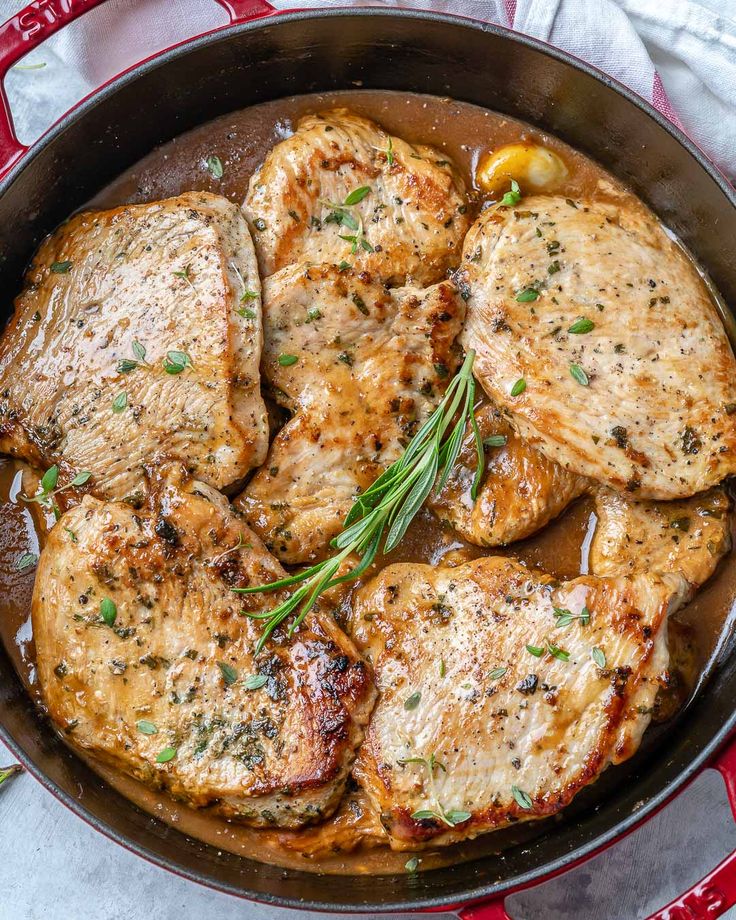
[1,91,735,875]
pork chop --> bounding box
[244,109,470,285]
[460,194,736,499]
[33,462,375,827]
[0,192,268,500]
[349,556,683,849]
[589,485,732,588]
[429,402,588,545]
[236,263,464,563]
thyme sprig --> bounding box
[234,350,484,653]
[398,753,471,827]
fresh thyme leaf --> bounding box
[568,317,594,334]
[112,392,128,413]
[50,260,72,274]
[100,598,117,627]
[206,155,224,179]
[484,434,507,448]
[233,350,483,654]
[570,363,589,386]
[41,465,59,493]
[526,644,544,657]
[510,378,526,397]
[14,61,47,70]
[278,353,298,367]
[404,856,419,873]
[338,260,352,271]
[238,307,256,320]
[488,667,507,680]
[592,647,606,668]
[580,606,591,625]
[404,691,421,711]
[547,643,570,662]
[244,674,268,691]
[439,658,446,677]
[156,746,177,763]
[70,471,92,487]
[163,350,192,375]
[554,605,590,628]
[240,289,258,303]
[137,720,158,735]
[217,661,238,685]
[411,809,441,821]
[516,287,539,302]
[511,785,533,810]
[64,527,78,543]
[117,358,139,374]
[500,179,521,207]
[16,552,38,572]
[132,340,147,362]
[386,137,395,166]
[444,810,471,825]
[343,185,371,206]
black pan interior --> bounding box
[1,10,735,912]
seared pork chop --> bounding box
[33,463,375,827]
[429,402,588,545]
[244,110,470,285]
[589,485,732,588]
[236,263,464,563]
[0,192,268,500]
[349,556,683,849]
[460,194,736,499]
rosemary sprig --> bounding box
[234,350,484,653]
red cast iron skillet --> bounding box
[1,2,735,916]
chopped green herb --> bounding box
[112,392,128,413]
[404,856,419,874]
[569,363,589,386]
[343,185,371,206]
[500,179,521,208]
[206,155,224,179]
[526,644,544,657]
[117,358,139,374]
[14,61,47,71]
[100,598,117,627]
[136,720,158,735]
[306,307,322,323]
[64,527,78,543]
[484,434,508,448]
[568,317,594,334]
[156,746,177,763]
[547,643,570,662]
[163,350,192,375]
[244,674,268,691]
[0,765,21,788]
[516,287,539,303]
[217,661,238,685]
[439,658,446,678]
[511,785,533,810]
[592,647,606,668]
[50,261,72,274]
[488,667,507,680]
[278,353,298,367]
[132,340,147,362]
[238,307,256,320]
[510,378,526,397]
[70,471,92,487]
[404,691,421,711]
[16,552,38,572]
[338,260,352,272]
[386,136,395,166]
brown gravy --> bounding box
[2,90,735,875]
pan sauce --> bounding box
[1,91,735,875]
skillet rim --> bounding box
[0,7,735,913]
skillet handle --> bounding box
[458,735,736,920]
[0,0,277,181]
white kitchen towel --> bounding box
[3,0,736,178]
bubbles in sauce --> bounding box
[2,90,736,875]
